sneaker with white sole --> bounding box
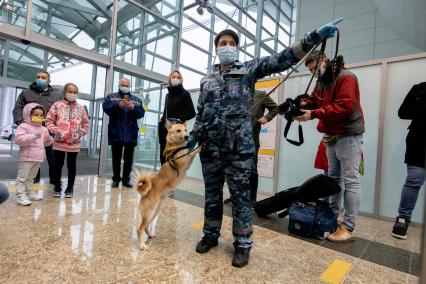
[391,217,409,240]
[27,192,42,201]
[16,196,32,206]
[327,226,353,242]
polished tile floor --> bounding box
[0,176,421,283]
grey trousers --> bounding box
[16,161,41,198]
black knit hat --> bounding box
[214,29,239,47]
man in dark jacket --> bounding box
[103,78,145,188]
[13,70,62,184]
[295,52,364,242]
[391,82,426,240]
[224,89,278,206]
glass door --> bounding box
[0,85,20,156]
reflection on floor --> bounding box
[0,176,421,283]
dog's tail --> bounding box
[135,172,153,197]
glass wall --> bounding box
[7,41,44,81]
[0,0,27,28]
[180,0,295,89]
[0,0,296,177]
[115,0,179,77]
[31,0,112,55]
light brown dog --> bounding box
[135,120,200,250]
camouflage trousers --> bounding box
[200,151,253,248]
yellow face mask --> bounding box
[31,116,45,123]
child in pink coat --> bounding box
[14,103,53,206]
[46,83,89,198]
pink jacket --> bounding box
[14,103,53,162]
[46,99,89,152]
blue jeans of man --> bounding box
[326,134,363,231]
[397,165,426,221]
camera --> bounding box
[278,94,309,121]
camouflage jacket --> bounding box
[192,34,315,154]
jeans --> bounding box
[16,161,41,198]
[111,141,135,183]
[0,183,9,205]
[326,134,363,231]
[53,150,78,189]
[397,165,426,221]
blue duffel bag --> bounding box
[288,200,337,240]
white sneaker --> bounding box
[28,192,42,201]
[16,196,32,206]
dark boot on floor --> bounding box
[196,235,218,253]
[232,247,251,268]
[53,185,62,198]
[391,217,409,240]
[64,187,73,198]
[122,180,133,188]
[111,181,120,188]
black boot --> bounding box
[64,187,73,198]
[122,180,133,188]
[53,185,62,198]
[196,236,218,253]
[232,247,251,267]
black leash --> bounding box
[165,137,214,176]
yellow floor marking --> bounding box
[8,186,16,193]
[320,259,352,284]
[127,198,139,202]
[191,220,204,229]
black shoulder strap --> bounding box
[283,120,304,146]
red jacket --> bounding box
[305,68,365,136]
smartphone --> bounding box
[123,95,129,100]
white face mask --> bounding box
[119,86,130,94]
[170,78,181,87]
[217,45,237,64]
[66,93,78,102]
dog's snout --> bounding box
[184,135,189,141]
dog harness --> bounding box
[166,146,188,177]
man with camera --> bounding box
[293,51,364,242]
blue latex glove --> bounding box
[315,18,343,39]
[187,135,197,151]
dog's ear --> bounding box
[183,121,187,127]
[165,119,172,130]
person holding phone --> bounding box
[103,78,145,188]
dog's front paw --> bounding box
[139,241,148,250]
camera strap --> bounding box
[283,120,304,146]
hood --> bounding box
[23,103,45,124]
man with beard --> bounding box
[294,52,364,242]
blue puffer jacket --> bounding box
[102,91,145,145]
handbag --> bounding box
[288,200,337,240]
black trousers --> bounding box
[158,121,168,165]
[111,141,135,183]
[250,145,260,204]
[35,145,55,182]
[53,150,78,189]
